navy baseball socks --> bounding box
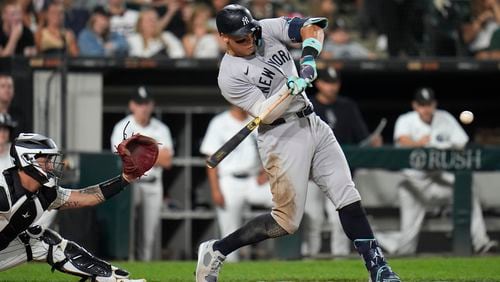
[338,201,400,282]
[354,239,401,282]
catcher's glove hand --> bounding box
[116,134,159,180]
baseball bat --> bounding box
[359,118,387,147]
[206,89,291,168]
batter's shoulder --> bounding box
[218,57,250,83]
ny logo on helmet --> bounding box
[242,16,249,25]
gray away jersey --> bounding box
[218,17,310,115]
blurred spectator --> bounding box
[245,0,278,19]
[379,0,421,57]
[309,0,338,26]
[321,18,375,59]
[424,0,469,56]
[476,27,500,58]
[155,0,188,39]
[63,0,91,37]
[127,8,185,58]
[211,0,231,13]
[35,2,79,56]
[462,0,500,56]
[0,0,36,57]
[0,74,25,137]
[0,113,16,170]
[182,3,220,58]
[358,0,385,42]
[78,6,128,57]
[0,74,14,115]
[108,0,140,37]
[303,67,382,257]
[18,0,38,32]
[388,87,498,255]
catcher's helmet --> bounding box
[216,4,261,37]
[10,133,64,186]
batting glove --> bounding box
[287,76,309,95]
[299,55,317,82]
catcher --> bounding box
[0,133,158,281]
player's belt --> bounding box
[232,173,250,179]
[268,105,313,126]
[137,176,157,183]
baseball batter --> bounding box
[196,5,400,282]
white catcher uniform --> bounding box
[111,114,174,261]
[200,110,273,262]
[217,17,361,234]
[393,109,492,254]
[0,168,138,281]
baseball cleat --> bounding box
[196,240,226,282]
[369,265,400,282]
[354,239,401,282]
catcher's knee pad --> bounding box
[42,231,130,281]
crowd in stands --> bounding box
[1,0,500,59]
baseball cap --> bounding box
[414,87,436,105]
[131,86,154,104]
[317,67,341,83]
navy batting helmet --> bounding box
[216,4,261,37]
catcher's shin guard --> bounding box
[41,229,134,281]
[354,239,400,282]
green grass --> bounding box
[2,257,500,281]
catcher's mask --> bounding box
[10,133,64,186]
[216,4,262,46]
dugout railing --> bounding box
[342,145,500,256]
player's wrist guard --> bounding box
[301,38,322,58]
[99,175,130,200]
[299,55,317,83]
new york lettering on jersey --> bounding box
[254,49,292,95]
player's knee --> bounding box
[286,223,300,234]
[39,231,130,281]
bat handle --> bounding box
[206,159,217,169]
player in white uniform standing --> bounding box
[110,86,174,261]
[0,133,144,281]
[200,105,272,262]
[393,88,497,254]
[196,5,400,282]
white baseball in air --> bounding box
[459,111,474,124]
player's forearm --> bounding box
[59,175,130,209]
[300,24,324,45]
[1,37,19,57]
[156,148,173,169]
[249,84,292,124]
[206,167,221,194]
[397,136,418,147]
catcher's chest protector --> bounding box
[0,171,56,251]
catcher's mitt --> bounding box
[116,134,159,179]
